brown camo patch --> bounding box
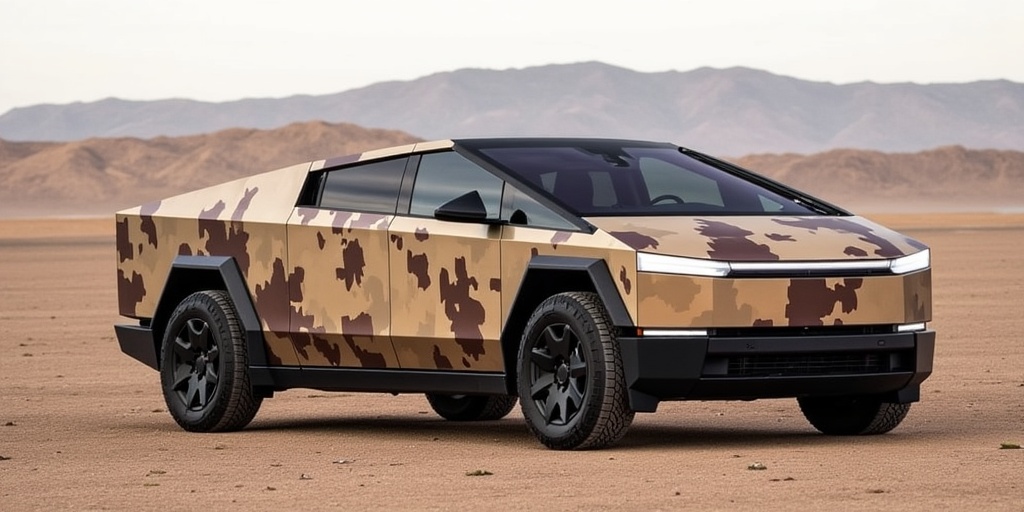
[695,219,779,261]
[844,246,869,257]
[335,239,366,291]
[439,257,486,361]
[406,251,431,290]
[609,231,659,251]
[342,313,387,368]
[432,345,453,369]
[785,278,864,326]
[115,218,133,263]
[116,269,146,316]
[619,266,632,295]
[550,231,572,248]
[773,217,903,258]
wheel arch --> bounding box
[151,255,273,386]
[499,256,633,394]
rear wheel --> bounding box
[160,290,262,432]
[798,395,910,435]
[425,394,518,421]
[517,292,634,450]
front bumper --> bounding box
[618,330,935,412]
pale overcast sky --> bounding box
[1,0,1021,114]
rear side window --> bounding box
[319,157,408,214]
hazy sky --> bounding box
[1,0,1021,114]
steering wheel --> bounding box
[650,194,685,205]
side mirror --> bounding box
[434,191,491,223]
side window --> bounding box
[506,187,577,231]
[640,157,724,207]
[410,152,503,219]
[319,157,407,213]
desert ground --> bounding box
[0,214,1021,511]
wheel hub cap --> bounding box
[195,356,207,378]
[555,363,570,385]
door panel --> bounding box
[285,207,400,368]
[388,216,504,371]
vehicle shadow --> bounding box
[235,414,937,451]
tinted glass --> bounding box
[410,152,503,219]
[320,157,407,214]
[506,187,577,230]
[478,146,820,216]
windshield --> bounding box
[475,144,825,216]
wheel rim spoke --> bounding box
[530,373,555,399]
[185,375,201,408]
[529,348,556,372]
[568,353,587,379]
[172,336,193,362]
[529,321,589,427]
[567,379,585,408]
[205,366,219,387]
[542,388,562,422]
[186,319,210,351]
[543,325,571,360]
[196,377,209,408]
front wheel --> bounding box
[517,292,634,450]
[160,290,262,432]
[798,395,911,435]
[425,394,518,421]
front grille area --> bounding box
[705,351,911,378]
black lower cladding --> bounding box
[115,323,158,370]
[262,367,509,395]
[619,330,935,412]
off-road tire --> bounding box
[517,292,634,450]
[798,395,911,435]
[160,290,262,432]
[425,394,518,421]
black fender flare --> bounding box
[499,255,634,394]
[151,255,273,387]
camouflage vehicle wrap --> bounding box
[115,138,935,449]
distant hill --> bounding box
[0,121,1020,218]
[0,122,419,217]
[1,62,1022,155]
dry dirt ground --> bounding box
[0,215,1022,511]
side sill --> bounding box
[258,367,510,395]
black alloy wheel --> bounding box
[526,322,589,428]
[160,290,262,432]
[518,292,634,450]
[169,317,221,412]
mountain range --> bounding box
[2,62,1022,156]
[1,121,1020,218]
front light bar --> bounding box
[637,249,930,278]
